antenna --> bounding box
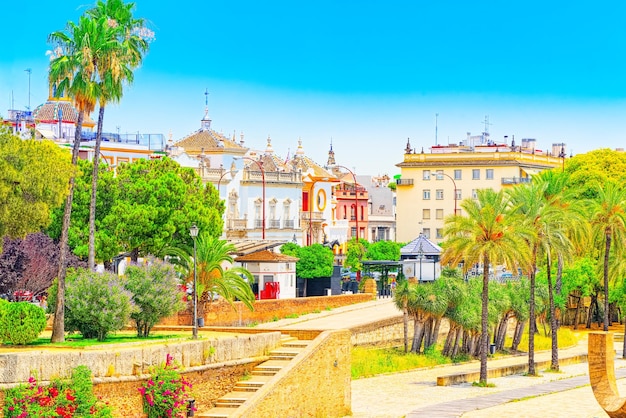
[25,68,31,110]
[482,115,492,135]
[435,113,439,145]
[204,88,209,107]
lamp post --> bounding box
[190,224,199,339]
[236,157,265,239]
[558,143,566,172]
[217,166,231,197]
[332,165,359,242]
[440,172,458,216]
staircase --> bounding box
[198,335,310,418]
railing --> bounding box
[254,219,264,229]
[284,219,295,229]
[501,177,531,185]
[300,211,324,222]
[269,219,281,229]
[227,219,247,230]
[396,178,414,186]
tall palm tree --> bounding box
[86,0,150,270]
[48,15,101,342]
[442,188,532,384]
[589,181,626,331]
[508,178,576,372]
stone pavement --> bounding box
[256,298,626,417]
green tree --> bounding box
[393,279,411,353]
[85,0,151,270]
[283,244,334,279]
[588,181,626,331]
[0,129,73,250]
[344,238,368,275]
[366,240,401,261]
[102,158,223,260]
[124,258,184,337]
[442,189,532,384]
[48,13,102,342]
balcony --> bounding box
[284,219,295,229]
[396,178,414,186]
[300,211,324,222]
[227,219,247,230]
[501,177,531,185]
[254,219,264,229]
[269,219,281,229]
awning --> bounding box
[520,167,542,176]
[36,128,56,139]
[229,240,285,256]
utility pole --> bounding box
[25,69,31,110]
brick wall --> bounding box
[165,293,375,327]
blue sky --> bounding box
[2,1,626,175]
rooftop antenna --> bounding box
[25,68,31,110]
[435,113,439,145]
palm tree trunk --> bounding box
[411,317,424,353]
[479,254,490,384]
[528,246,537,375]
[403,302,409,353]
[546,254,559,371]
[452,327,462,358]
[51,110,85,343]
[88,105,106,270]
[511,319,525,351]
[604,231,612,331]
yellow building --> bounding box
[395,138,566,243]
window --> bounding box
[423,209,431,219]
[486,169,494,180]
[436,170,444,180]
[436,189,444,200]
[423,228,431,239]
[423,189,431,200]
[455,189,462,200]
[472,169,480,180]
[423,170,431,180]
[454,169,462,180]
[436,209,444,219]
[472,189,478,199]
[436,228,443,239]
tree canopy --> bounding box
[281,243,334,279]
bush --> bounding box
[3,365,112,417]
[139,354,193,418]
[124,258,185,337]
[48,269,135,341]
[0,301,46,345]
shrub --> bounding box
[139,354,193,418]
[124,258,185,337]
[0,301,46,344]
[48,269,135,341]
[3,366,112,417]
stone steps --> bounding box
[197,334,311,417]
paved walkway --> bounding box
[257,298,626,418]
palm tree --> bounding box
[86,0,150,270]
[48,15,102,342]
[509,177,577,372]
[442,188,532,384]
[193,234,255,317]
[589,181,626,331]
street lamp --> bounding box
[236,157,266,239]
[332,165,359,242]
[440,172,458,215]
[558,143,566,172]
[190,224,199,339]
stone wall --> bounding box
[228,329,352,418]
[168,293,375,327]
[0,331,282,386]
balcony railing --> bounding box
[300,211,324,222]
[284,219,295,229]
[254,219,264,229]
[396,178,414,186]
[269,219,281,229]
[501,177,531,185]
[227,219,247,230]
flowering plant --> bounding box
[3,366,111,417]
[139,354,194,418]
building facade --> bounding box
[395,136,565,243]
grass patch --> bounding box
[2,332,188,349]
[351,345,451,379]
[504,326,580,351]
[472,381,496,388]
[324,306,332,311]
[284,313,300,319]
